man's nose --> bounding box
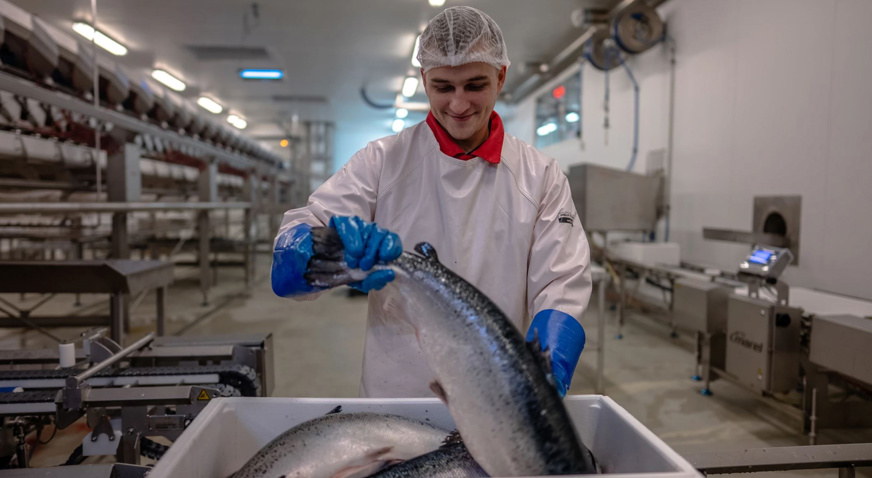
[448,94,471,114]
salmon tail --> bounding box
[441,429,463,448]
[310,226,345,261]
[305,227,360,288]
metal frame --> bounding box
[0,71,277,171]
[685,443,872,476]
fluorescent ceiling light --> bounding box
[396,108,409,119]
[411,35,422,68]
[197,96,223,114]
[392,119,405,133]
[565,112,580,123]
[536,123,558,136]
[401,76,419,98]
[227,114,248,130]
[151,69,186,92]
[72,22,128,56]
[240,69,283,80]
[429,0,446,6]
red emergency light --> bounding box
[552,85,566,99]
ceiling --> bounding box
[14,0,612,163]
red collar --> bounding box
[426,111,504,164]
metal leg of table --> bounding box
[596,277,606,395]
[156,287,166,336]
[839,465,855,478]
[701,333,713,396]
[617,265,626,339]
[243,208,252,287]
[198,211,211,306]
[110,293,128,345]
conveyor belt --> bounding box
[0,364,260,396]
[0,390,56,404]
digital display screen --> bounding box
[749,249,773,265]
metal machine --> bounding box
[0,329,272,468]
[568,163,664,232]
[673,243,872,443]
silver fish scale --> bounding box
[389,251,596,475]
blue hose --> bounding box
[615,50,640,172]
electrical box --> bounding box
[673,279,731,335]
[725,295,802,394]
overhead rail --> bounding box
[0,71,281,171]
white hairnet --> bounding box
[417,6,510,73]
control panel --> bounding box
[738,245,793,279]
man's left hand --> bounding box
[526,309,586,397]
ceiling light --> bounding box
[565,112,580,123]
[411,35,422,68]
[197,96,223,114]
[280,139,289,148]
[151,69,186,92]
[401,76,419,98]
[240,69,284,80]
[429,0,446,6]
[392,119,405,133]
[396,108,409,119]
[227,114,248,130]
[536,123,558,136]
[72,22,128,56]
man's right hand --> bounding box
[329,216,402,293]
[271,217,403,298]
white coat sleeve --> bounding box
[275,142,382,237]
[525,162,592,328]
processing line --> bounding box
[0,328,273,467]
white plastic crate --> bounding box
[150,396,700,478]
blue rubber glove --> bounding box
[526,309,586,397]
[329,216,403,293]
[272,223,322,297]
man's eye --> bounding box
[436,86,453,93]
[466,84,486,91]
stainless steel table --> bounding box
[0,260,173,343]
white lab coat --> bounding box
[276,120,592,397]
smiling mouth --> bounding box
[449,113,474,122]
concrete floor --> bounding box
[2,256,870,475]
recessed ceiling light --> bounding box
[392,119,405,132]
[396,108,409,119]
[240,69,284,80]
[429,0,446,6]
[151,69,186,92]
[401,76,419,98]
[411,35,422,68]
[197,96,223,114]
[72,22,128,56]
[227,114,248,130]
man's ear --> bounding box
[496,66,507,93]
[420,68,427,95]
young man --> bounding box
[272,6,591,398]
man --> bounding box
[272,6,591,398]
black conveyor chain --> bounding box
[0,390,57,404]
[0,364,260,396]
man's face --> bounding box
[422,62,506,148]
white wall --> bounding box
[503,0,872,301]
